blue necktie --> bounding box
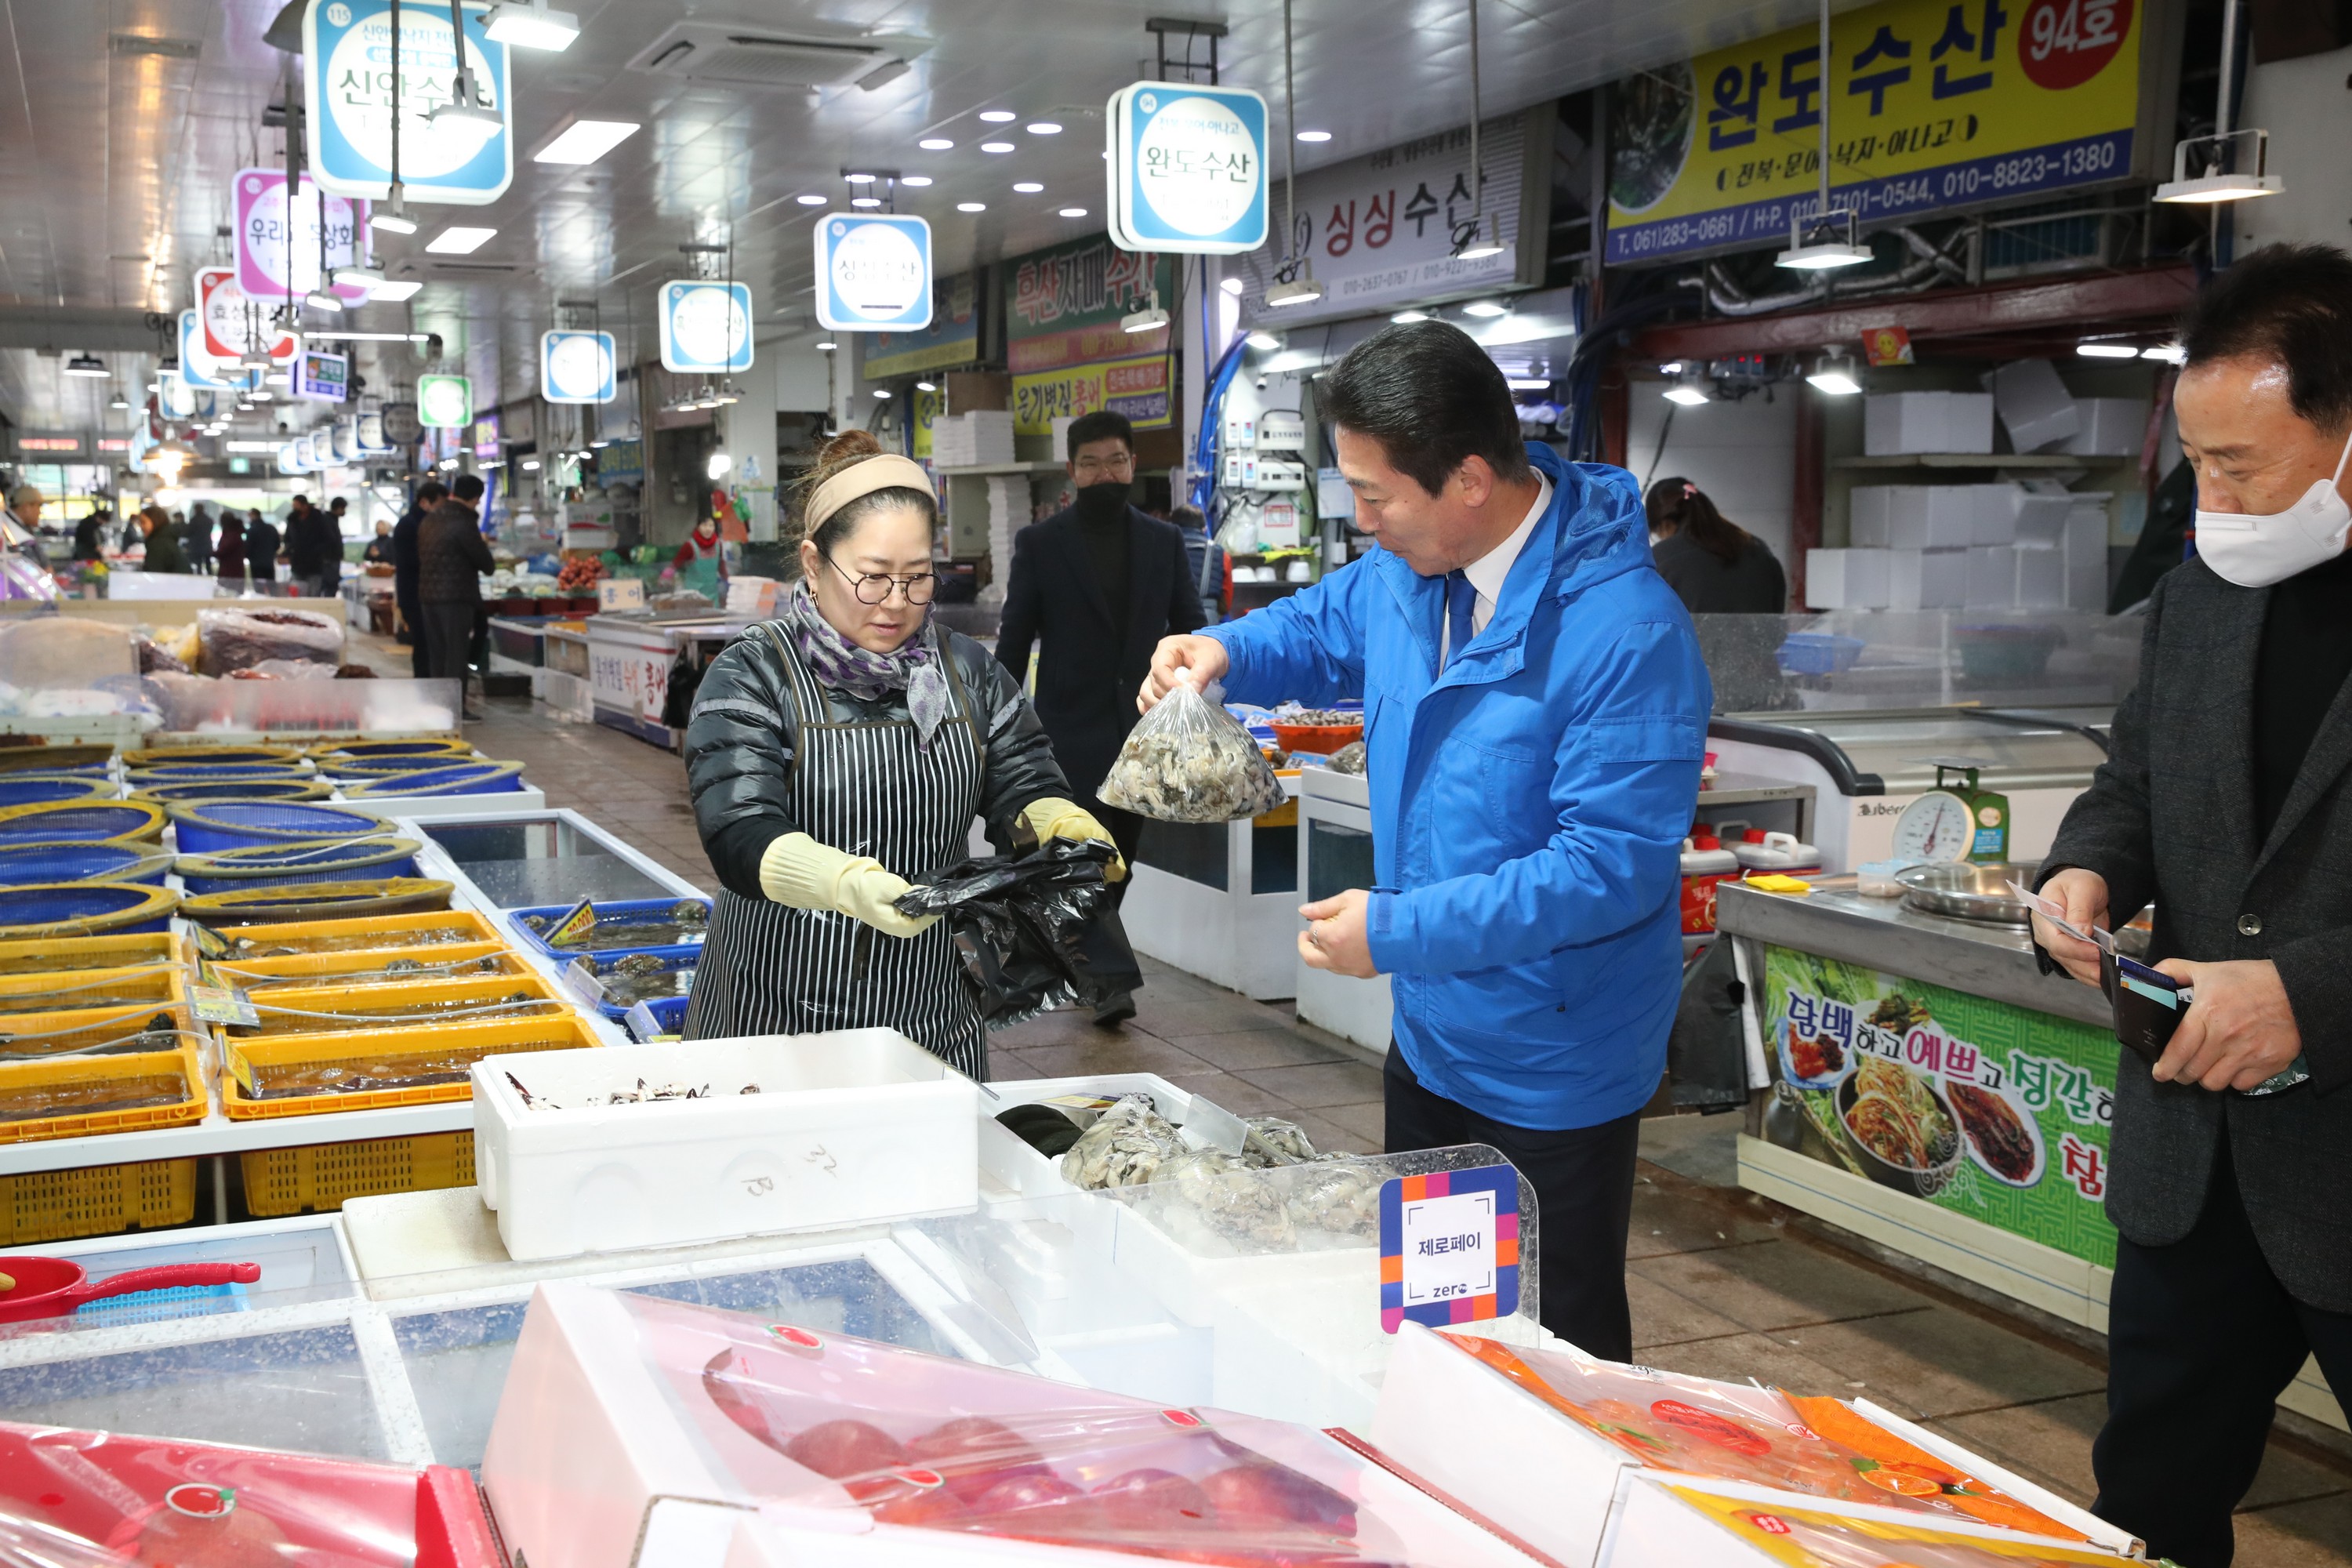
[1443,570,1475,669]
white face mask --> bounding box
[2194,426,2352,588]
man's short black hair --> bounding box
[2181,242,2352,434]
[1318,321,1531,496]
[416,480,448,503]
[1067,409,1134,459]
[451,474,486,503]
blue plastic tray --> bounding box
[625,994,691,1040]
[508,897,712,961]
[176,836,423,895]
[74,1281,249,1327]
[565,943,701,1020]
[167,801,390,855]
[1776,633,1867,676]
[0,841,169,887]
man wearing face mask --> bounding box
[2029,243,2352,1568]
[996,409,1204,1025]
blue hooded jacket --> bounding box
[1204,445,1711,1130]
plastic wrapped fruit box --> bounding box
[1601,1476,2139,1568]
[1366,1322,2136,1565]
[483,1282,1546,1568]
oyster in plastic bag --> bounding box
[1327,740,1367,775]
[1100,679,1284,823]
[1244,1115,1319,1163]
[1154,1146,1298,1248]
[1059,1093,1185,1189]
[1283,1159,1383,1239]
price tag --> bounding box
[598,577,644,612]
[560,958,606,1005]
[625,1001,678,1042]
[1378,1163,1521,1334]
[187,923,230,960]
[189,984,260,1029]
[543,897,597,949]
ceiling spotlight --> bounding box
[1296,129,1332,143]
[980,141,1014,154]
[1461,300,1508,318]
[1220,277,1246,296]
[713,382,741,405]
[902,176,934,187]
[845,172,877,184]
[1775,209,1872,270]
[918,137,954,151]
[1026,122,1062,135]
[427,70,505,160]
[1058,207,1087,218]
[1506,377,1552,391]
[1244,330,1281,351]
[590,435,612,448]
[2155,128,2282,203]
[521,457,542,471]
[1454,214,1507,261]
[956,201,986,213]
[1806,347,1863,395]
[532,117,638,165]
[63,353,107,377]
[426,226,498,255]
[915,380,936,392]
[796,193,828,206]
[484,0,579,49]
[1013,181,1044,194]
[978,110,1016,123]
[851,197,882,208]
[2076,342,2141,359]
[1264,263,1325,310]
[815,341,837,351]
[1122,291,1171,334]
[369,279,423,301]
[109,389,129,410]
[305,289,345,312]
[872,387,893,399]
[1662,368,1710,407]
[1390,310,1430,323]
[334,263,384,289]
[373,187,419,235]
[2143,344,2188,364]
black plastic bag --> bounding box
[894,839,1142,1027]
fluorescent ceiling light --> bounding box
[1506,377,1551,390]
[484,0,579,50]
[427,88,504,160]
[915,380,936,392]
[902,175,933,187]
[532,118,638,165]
[372,204,418,236]
[1296,129,1332,143]
[108,390,129,409]
[223,441,278,453]
[1390,310,1430,323]
[1264,276,1324,309]
[1122,306,1171,334]
[1221,277,1246,296]
[918,137,954,151]
[334,332,433,342]
[2076,343,2140,358]
[63,353,107,377]
[978,110,1016,122]
[796,193,828,205]
[1776,241,1871,270]
[1244,330,1281,350]
[845,172,877,184]
[426,227,497,254]
[2154,175,2280,203]
[815,341,837,351]
[980,141,1014,154]
[1013,181,1044,193]
[1461,300,1508,318]
[872,387,893,399]
[956,201,985,213]
[521,458,542,471]
[305,290,344,312]
[1658,361,1683,375]
[334,263,384,289]
[2155,130,2282,204]
[851,197,881,208]
[1058,207,1087,218]
[368,279,423,301]
[2143,344,2188,363]
[1026,122,1062,135]
[1806,351,1862,394]
[1663,383,1710,406]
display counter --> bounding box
[1120,775,1302,1000]
[586,615,746,747]
[1293,768,1386,1048]
[1718,878,2344,1433]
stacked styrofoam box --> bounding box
[1864,391,1994,455]
[1851,485,1969,608]
[1986,359,2080,452]
[2063,499,2110,610]
[1887,546,1969,610]
[1805,546,1890,610]
[1050,413,1076,458]
[931,409,1016,467]
[974,474,1029,608]
[2062,397,2151,457]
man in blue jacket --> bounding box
[1142,321,1711,1357]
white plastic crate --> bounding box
[471,1029,978,1261]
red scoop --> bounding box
[0,1256,260,1323]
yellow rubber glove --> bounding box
[1018,797,1127,883]
[757,832,939,937]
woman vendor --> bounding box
[681,430,1123,1075]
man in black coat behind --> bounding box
[391,480,446,677]
[996,409,1204,1024]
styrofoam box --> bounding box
[1966,544,2019,609]
[1601,1475,2133,1568]
[2010,488,2077,546]
[2061,397,2149,457]
[1849,485,1899,547]
[1940,391,1996,453]
[1987,358,2081,452]
[1806,546,1890,610]
[1370,1323,2135,1568]
[1887,548,1968,611]
[2065,503,2109,610]
[2013,540,2066,608]
[1971,484,2019,545]
[1864,392,1945,456]
[471,1030,978,1261]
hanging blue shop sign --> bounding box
[813,215,934,333]
[1108,82,1269,254]
[541,329,616,405]
[657,280,754,374]
[304,0,514,205]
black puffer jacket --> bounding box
[684,621,1072,902]
[417,500,495,604]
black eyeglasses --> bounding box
[823,553,938,605]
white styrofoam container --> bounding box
[1970,484,2019,545]
[2065,503,2110,610]
[1803,548,1844,609]
[1940,390,1996,453]
[1987,359,2080,452]
[1887,548,1967,611]
[2061,397,2150,456]
[471,1029,978,1261]
[1848,485,1897,547]
[1864,392,1944,456]
[2011,489,2078,546]
[2013,541,2066,608]
[1965,544,2019,609]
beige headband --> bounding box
[804,455,935,538]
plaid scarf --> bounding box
[777,581,952,748]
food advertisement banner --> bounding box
[1757,944,2117,1267]
[865,272,981,380]
[1004,235,1172,435]
[1606,0,2154,264]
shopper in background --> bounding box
[1644,477,1787,613]
[71,503,104,562]
[393,480,448,680]
[320,496,350,594]
[362,518,395,564]
[183,502,215,574]
[214,508,246,588]
[243,508,280,588]
[418,474,495,720]
[1141,321,1711,1359]
[285,494,336,598]
[2030,244,2352,1568]
[681,430,1111,1073]
[134,505,187,574]
[5,485,42,543]
[996,409,1204,1027]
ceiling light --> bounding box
[956,201,985,213]
[1506,377,1552,390]
[707,452,734,479]
[815,341,837,351]
[915,380,936,392]
[2156,129,2282,203]
[980,141,1014,154]
[1264,267,1325,309]
[368,279,423,301]
[2143,344,2188,364]
[521,457,542,471]
[305,289,345,312]
[1664,383,1710,407]
[372,190,418,236]
[1013,181,1044,194]
[713,383,741,405]
[845,172,877,184]
[1461,300,1508,318]
[1806,347,1862,395]
[796,194,828,206]
[1296,129,1333,143]
[1058,207,1087,218]
[590,436,611,448]
[978,110,1016,122]
[1775,207,1873,270]
[1390,310,1430,323]
[427,77,505,159]
[918,137,954,151]
[1026,122,1062,135]
[250,388,274,403]
[532,117,638,165]
[873,387,893,399]
[1220,277,1246,296]
[1244,330,1281,351]
[109,389,129,410]
[902,176,933,187]
[63,353,107,377]
[1122,298,1171,334]
[851,197,881,208]
[335,331,433,342]
[426,227,497,255]
[335,263,384,289]
[2076,342,2140,359]
[1455,214,1507,260]
[484,0,579,50]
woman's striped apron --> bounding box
[682,626,988,1077]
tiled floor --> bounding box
[427,642,2352,1567]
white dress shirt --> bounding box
[1439,470,1552,664]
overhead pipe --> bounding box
[1688,227,1971,317]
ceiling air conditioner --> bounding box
[627,24,925,90]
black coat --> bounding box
[245,520,281,581]
[417,501,495,604]
[995,506,1205,801]
[2041,557,2352,1311]
[391,505,426,608]
[684,622,1071,902]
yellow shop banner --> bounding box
[1606,0,2154,263]
[1010,354,1172,437]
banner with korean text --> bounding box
[1758,943,2118,1268]
[1003,235,1173,436]
[1606,0,2160,264]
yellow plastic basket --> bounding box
[212,942,523,991]
[196,908,496,957]
[223,1014,604,1120]
[0,963,185,1017]
[124,743,303,768]
[231,973,566,1037]
[0,1044,207,1145]
[240,1131,474,1216]
[0,800,166,842]
[0,1158,198,1244]
[0,931,183,976]
[179,877,455,927]
[303,737,470,762]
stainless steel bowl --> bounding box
[1896,861,2040,925]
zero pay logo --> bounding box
[2019,0,2131,87]
[1133,90,1259,238]
[829,220,926,321]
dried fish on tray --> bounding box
[1099,681,1284,823]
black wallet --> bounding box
[2103,950,2193,1064]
